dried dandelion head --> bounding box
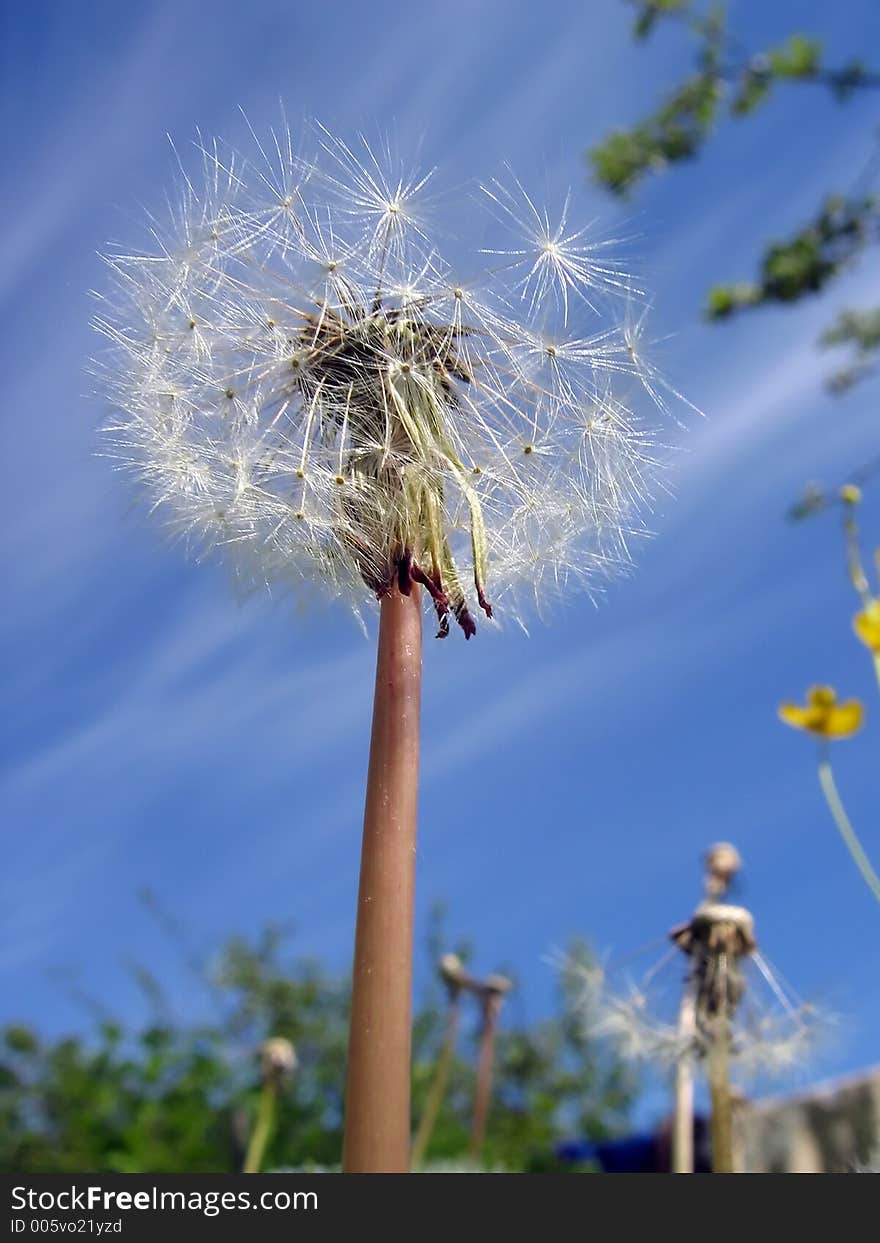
[671,901,756,1031]
[260,1036,297,1082]
[438,952,466,991]
[560,937,825,1083]
[93,123,682,637]
[704,842,742,897]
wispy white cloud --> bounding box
[0,5,188,305]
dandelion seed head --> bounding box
[559,946,827,1084]
[93,120,687,638]
[260,1036,297,1080]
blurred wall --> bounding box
[738,1067,880,1173]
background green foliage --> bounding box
[0,905,634,1173]
[590,1,880,395]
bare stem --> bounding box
[410,991,461,1168]
[672,985,696,1174]
[708,1008,734,1174]
[243,1081,277,1174]
[470,993,503,1160]
[817,755,880,902]
[843,511,871,604]
[343,584,422,1173]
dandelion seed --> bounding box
[480,173,635,324]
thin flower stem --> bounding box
[708,984,734,1174]
[243,1080,277,1174]
[708,1022,734,1173]
[672,984,696,1174]
[817,754,880,902]
[470,992,503,1160]
[410,990,461,1169]
[843,512,871,605]
[343,584,422,1173]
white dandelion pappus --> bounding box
[560,944,826,1083]
[93,123,682,639]
[479,169,638,324]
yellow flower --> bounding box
[853,600,880,654]
[778,686,864,739]
[840,483,862,506]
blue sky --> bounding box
[3,0,880,1130]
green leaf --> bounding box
[589,73,720,194]
[730,68,772,116]
[705,283,759,318]
[820,306,880,392]
[831,60,868,100]
[820,307,880,351]
[768,33,822,79]
[631,1,692,40]
[704,196,878,323]
[3,1025,39,1055]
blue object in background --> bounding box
[556,1135,657,1172]
[556,1115,712,1172]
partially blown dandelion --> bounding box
[562,845,822,1173]
[94,125,671,636]
[93,121,682,1172]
